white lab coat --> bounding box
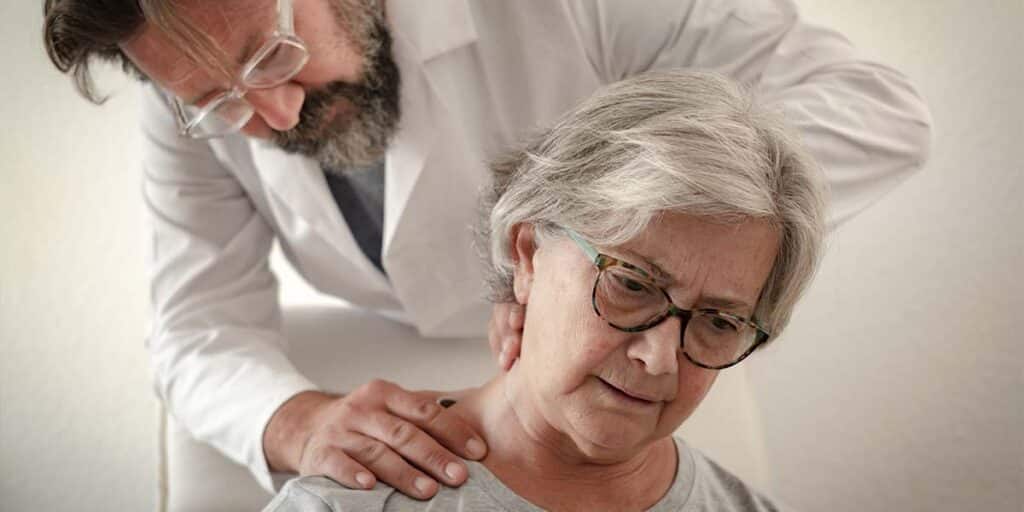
[140,0,932,492]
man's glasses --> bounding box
[169,0,309,139]
[566,229,771,370]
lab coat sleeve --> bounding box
[139,84,318,493]
[566,0,933,228]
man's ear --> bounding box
[509,223,538,306]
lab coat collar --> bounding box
[385,0,478,63]
[247,0,485,331]
[248,138,391,289]
[376,1,491,336]
[379,11,487,336]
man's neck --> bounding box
[450,375,679,512]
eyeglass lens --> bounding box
[190,38,308,137]
[243,39,308,88]
[594,266,757,367]
[191,98,254,138]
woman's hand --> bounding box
[263,382,488,500]
[488,302,525,371]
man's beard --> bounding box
[271,2,400,171]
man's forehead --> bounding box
[122,0,276,90]
[173,0,276,30]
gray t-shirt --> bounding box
[262,438,789,511]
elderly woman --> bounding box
[264,70,826,511]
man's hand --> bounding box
[488,302,524,371]
[263,382,487,500]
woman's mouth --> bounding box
[598,378,659,407]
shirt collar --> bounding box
[386,0,478,62]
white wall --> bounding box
[1,3,154,511]
[0,2,159,510]
[745,2,1022,510]
[1,1,1019,511]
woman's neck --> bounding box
[449,374,678,512]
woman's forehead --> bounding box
[612,214,780,307]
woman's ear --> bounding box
[510,223,538,306]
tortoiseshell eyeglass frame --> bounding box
[564,229,772,370]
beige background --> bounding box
[1,1,1020,511]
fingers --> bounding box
[508,303,525,330]
[488,304,506,358]
[489,302,526,370]
[341,433,441,499]
[385,387,488,462]
[298,442,376,491]
[362,411,470,487]
[501,303,525,370]
[293,380,488,501]
[497,335,521,371]
[305,433,439,499]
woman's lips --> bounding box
[598,378,659,405]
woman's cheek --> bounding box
[669,368,719,422]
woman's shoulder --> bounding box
[261,470,520,512]
[262,476,397,512]
[679,439,792,512]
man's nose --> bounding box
[245,83,305,132]
[626,317,680,376]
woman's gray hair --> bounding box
[480,70,828,338]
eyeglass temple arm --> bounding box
[565,229,600,264]
[278,0,294,33]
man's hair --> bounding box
[43,0,233,103]
[480,70,828,339]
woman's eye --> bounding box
[623,277,646,291]
[710,316,739,332]
[613,274,653,294]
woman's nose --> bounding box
[626,318,680,376]
[245,83,305,132]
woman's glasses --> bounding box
[566,229,771,370]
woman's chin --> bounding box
[565,414,658,461]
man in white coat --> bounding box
[43,0,931,500]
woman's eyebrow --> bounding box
[619,249,755,315]
[617,249,672,282]
[697,296,754,316]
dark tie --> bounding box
[323,161,387,275]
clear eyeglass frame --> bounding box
[565,229,772,370]
[168,0,310,139]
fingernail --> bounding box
[356,472,374,489]
[466,438,486,458]
[444,461,465,481]
[415,476,436,495]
